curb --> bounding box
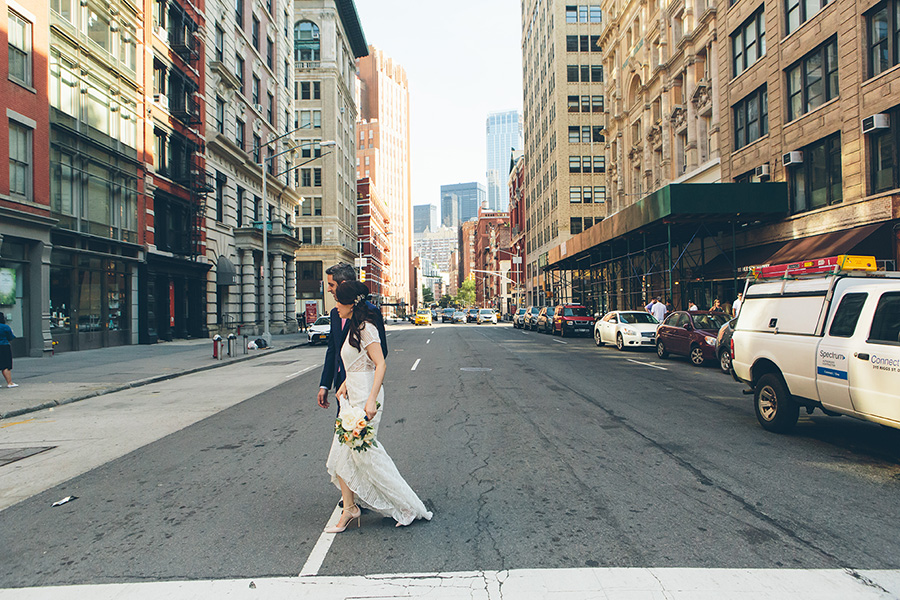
[0,341,309,421]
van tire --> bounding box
[754,373,799,433]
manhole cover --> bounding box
[253,361,298,367]
[460,367,492,372]
[0,447,55,467]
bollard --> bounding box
[212,334,222,359]
[243,334,249,355]
[227,333,236,357]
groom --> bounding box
[317,262,388,412]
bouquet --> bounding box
[335,405,379,452]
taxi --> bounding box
[414,309,432,326]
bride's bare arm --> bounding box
[365,341,386,419]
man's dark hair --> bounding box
[325,262,357,284]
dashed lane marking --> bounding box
[411,359,421,371]
[553,339,568,344]
[285,365,319,379]
[626,358,668,371]
[298,503,343,576]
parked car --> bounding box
[523,306,542,330]
[656,311,729,366]
[452,310,467,323]
[594,311,659,349]
[441,308,455,323]
[477,308,497,324]
[716,318,737,373]
[535,306,556,333]
[307,316,331,345]
[415,309,432,326]
[467,308,479,323]
[551,304,594,337]
[513,308,527,328]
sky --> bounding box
[353,0,523,211]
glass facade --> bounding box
[485,110,523,211]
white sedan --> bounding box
[477,308,497,324]
[307,316,331,345]
[594,311,660,350]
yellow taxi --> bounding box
[415,309,432,326]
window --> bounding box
[267,148,275,175]
[301,81,311,99]
[236,118,245,150]
[87,7,111,52]
[594,186,606,202]
[252,134,261,163]
[236,55,244,92]
[154,129,168,175]
[267,37,274,69]
[567,36,578,52]
[566,6,578,22]
[215,172,226,222]
[267,92,274,123]
[8,10,32,86]
[284,60,289,87]
[301,168,311,186]
[314,197,322,215]
[236,186,244,226]
[313,81,320,99]
[252,15,260,49]
[787,38,838,120]
[569,156,581,173]
[294,21,320,61]
[590,5,602,22]
[567,65,579,82]
[829,293,868,337]
[569,186,582,202]
[870,106,898,193]
[868,292,900,344]
[591,65,603,82]
[867,0,900,78]
[732,8,765,77]
[787,0,830,35]
[733,86,768,149]
[51,0,74,21]
[216,97,225,133]
[215,25,224,61]
[788,133,842,213]
[235,0,243,27]
[313,167,322,186]
[570,217,583,234]
[582,186,593,203]
[567,95,580,112]
[252,75,260,104]
[592,95,604,112]
[8,121,32,198]
[593,156,606,172]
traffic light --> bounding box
[360,269,366,282]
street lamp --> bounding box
[258,129,335,343]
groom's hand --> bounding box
[317,388,330,409]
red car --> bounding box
[552,304,594,337]
[656,311,729,366]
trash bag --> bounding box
[254,337,268,349]
[247,341,258,350]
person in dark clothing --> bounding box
[0,313,17,388]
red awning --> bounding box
[764,223,883,265]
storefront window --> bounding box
[0,240,28,352]
[77,259,102,332]
[107,263,127,331]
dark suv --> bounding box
[551,304,593,337]
[523,306,542,330]
[466,308,479,323]
[535,306,556,334]
[656,311,729,366]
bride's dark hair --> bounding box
[335,280,375,351]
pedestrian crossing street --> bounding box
[2,568,899,599]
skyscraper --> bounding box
[357,46,412,308]
[486,110,523,211]
[441,182,486,229]
[413,204,437,234]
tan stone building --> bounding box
[521,1,609,307]
[717,0,900,264]
[357,46,412,311]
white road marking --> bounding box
[285,365,319,379]
[626,358,668,371]
[553,339,568,344]
[298,503,343,576]
[411,359,421,371]
[387,333,392,336]
[9,568,900,599]
[426,339,430,344]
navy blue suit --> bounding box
[319,302,388,407]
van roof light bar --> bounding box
[749,255,877,280]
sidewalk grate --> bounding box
[0,446,55,467]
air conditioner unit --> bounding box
[253,103,264,113]
[782,151,803,166]
[862,113,890,134]
[153,94,168,110]
[755,163,770,179]
[312,31,319,39]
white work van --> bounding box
[731,256,900,433]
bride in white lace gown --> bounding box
[325,281,433,532]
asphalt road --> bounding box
[2,322,899,588]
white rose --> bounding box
[339,406,366,431]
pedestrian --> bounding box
[665,298,674,313]
[317,262,388,414]
[0,313,18,388]
[710,298,724,312]
[733,292,743,316]
[688,300,698,311]
[649,296,667,322]
[645,298,657,313]
[324,280,432,532]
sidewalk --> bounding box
[0,332,309,420]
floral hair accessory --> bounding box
[355,293,367,305]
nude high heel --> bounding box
[325,505,361,533]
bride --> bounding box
[325,280,433,532]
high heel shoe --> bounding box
[324,505,361,533]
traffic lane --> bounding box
[479,324,900,569]
[0,369,343,589]
[319,324,842,576]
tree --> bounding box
[456,278,476,307]
[421,286,434,304]
[438,294,453,308]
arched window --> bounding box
[294,21,319,61]
[628,75,643,108]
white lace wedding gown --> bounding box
[325,322,433,526]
